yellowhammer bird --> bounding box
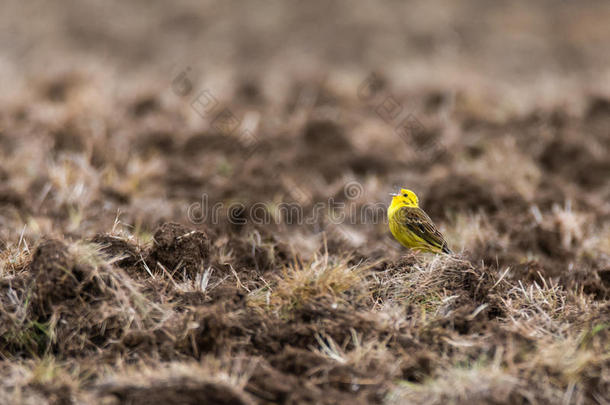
[388,188,452,254]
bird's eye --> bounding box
[402,193,407,197]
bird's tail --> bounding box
[442,244,453,254]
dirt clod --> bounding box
[28,239,79,309]
[147,222,209,278]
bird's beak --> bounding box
[389,193,398,196]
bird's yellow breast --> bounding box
[388,209,427,250]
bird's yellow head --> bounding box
[390,188,419,209]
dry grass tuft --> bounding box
[249,253,368,316]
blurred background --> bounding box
[3,0,610,97]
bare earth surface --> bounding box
[1,1,609,404]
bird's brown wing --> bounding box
[398,206,452,253]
